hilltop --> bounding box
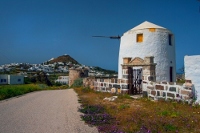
[0,54,117,76]
[48,54,79,64]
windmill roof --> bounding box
[127,21,167,32]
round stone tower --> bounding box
[118,21,176,82]
[69,68,89,86]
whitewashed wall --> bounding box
[0,75,8,85]
[118,28,176,82]
[185,55,200,102]
[8,75,24,85]
[55,76,69,84]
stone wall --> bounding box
[83,77,128,94]
[69,69,81,86]
[83,77,96,89]
[83,77,195,102]
[93,78,122,93]
[69,68,89,86]
[142,80,194,102]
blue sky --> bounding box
[0,0,200,72]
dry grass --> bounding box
[74,87,200,133]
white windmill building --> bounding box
[118,21,176,82]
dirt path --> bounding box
[0,89,98,133]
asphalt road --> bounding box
[0,89,98,133]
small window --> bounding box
[18,79,21,82]
[3,79,6,82]
[136,34,143,42]
[169,34,172,45]
[149,28,155,32]
[1,79,3,82]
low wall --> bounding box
[142,80,195,102]
[83,77,195,102]
[83,78,128,94]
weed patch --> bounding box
[74,87,200,133]
[0,84,68,100]
[118,104,130,110]
[118,94,132,99]
[79,104,123,132]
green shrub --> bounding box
[0,84,44,100]
[54,82,62,86]
[24,77,31,84]
[71,78,83,87]
[38,84,48,89]
[164,124,177,131]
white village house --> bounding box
[0,75,24,85]
[55,76,69,84]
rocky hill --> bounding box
[48,55,79,64]
[93,66,117,74]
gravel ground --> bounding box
[0,89,98,133]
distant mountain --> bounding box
[48,55,79,64]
